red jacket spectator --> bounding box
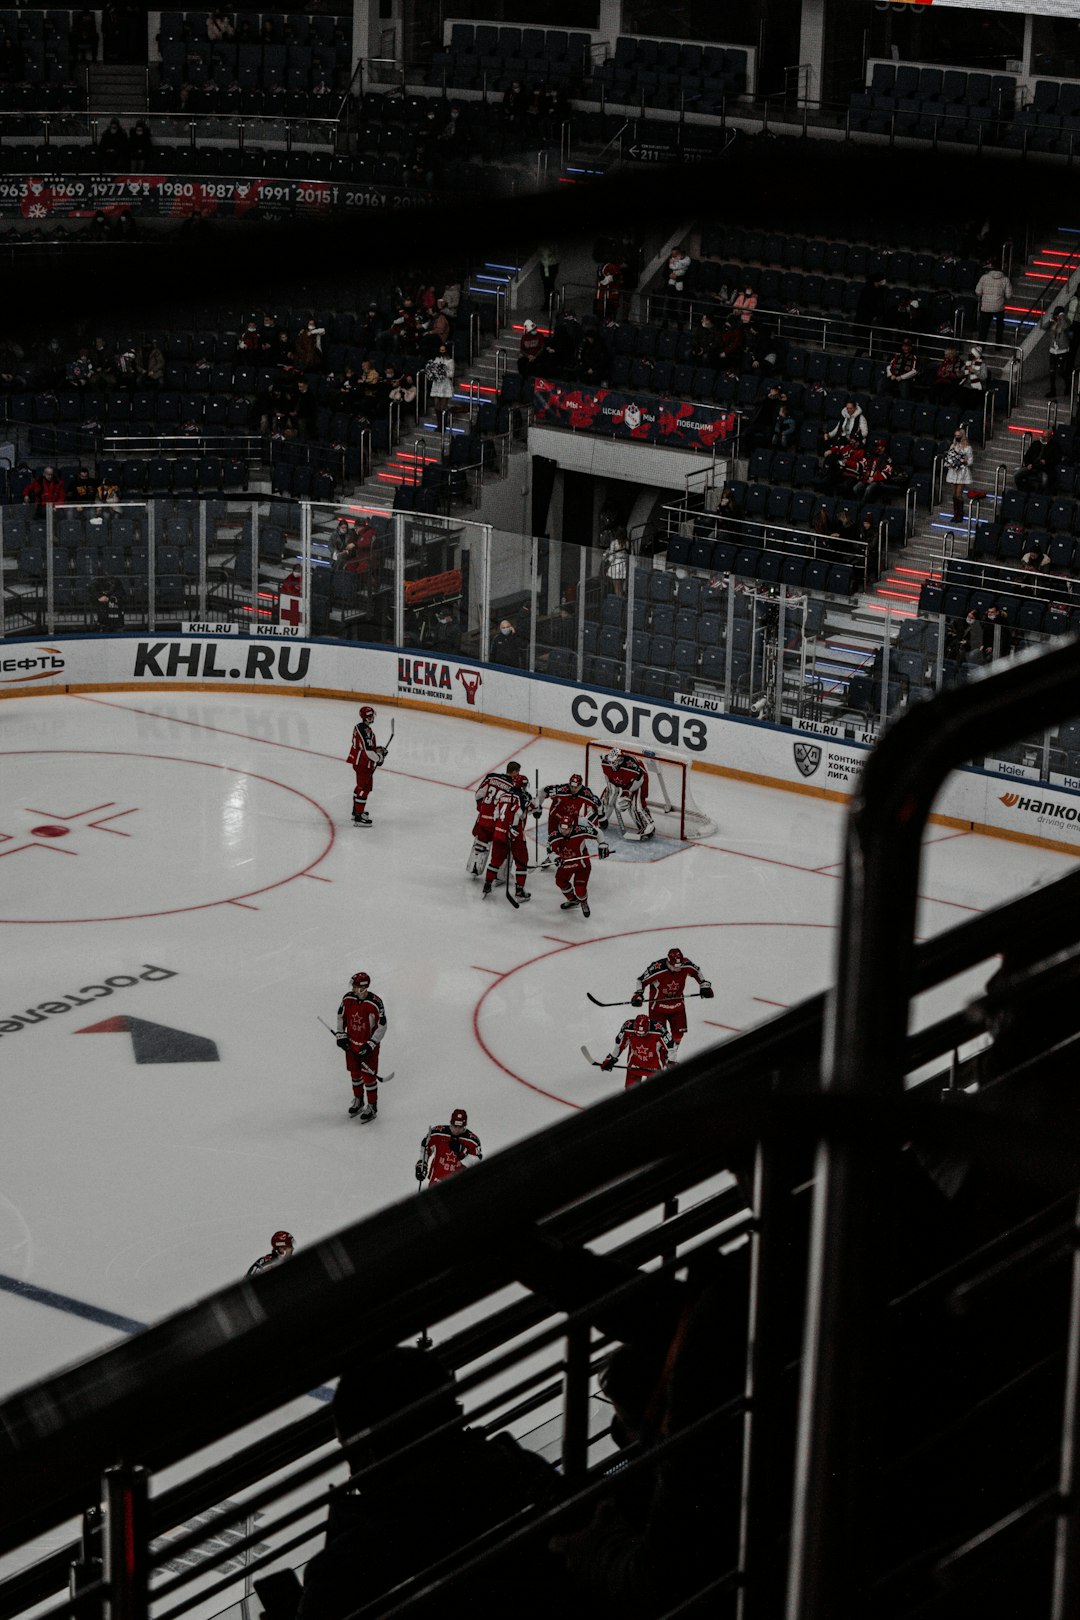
[24,467,66,508]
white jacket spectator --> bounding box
[975,264,1012,344]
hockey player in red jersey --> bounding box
[482,776,532,902]
[467,757,522,876]
[336,970,388,1122]
[631,945,713,1053]
[600,1013,674,1088]
[549,814,610,919]
[246,1230,295,1276]
[346,705,386,826]
[415,1107,482,1186]
[536,773,605,869]
[599,747,655,839]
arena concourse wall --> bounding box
[3,632,1079,855]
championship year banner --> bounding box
[532,379,736,452]
[5,173,434,222]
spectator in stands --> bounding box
[852,439,906,501]
[98,119,130,167]
[390,373,417,423]
[238,321,260,355]
[1042,307,1071,400]
[518,318,546,378]
[733,283,758,323]
[715,485,742,532]
[426,301,452,352]
[295,318,326,373]
[594,258,623,319]
[975,261,1012,346]
[893,294,921,331]
[538,242,560,306]
[289,380,317,440]
[665,248,691,319]
[943,428,974,522]
[771,402,796,450]
[24,466,65,514]
[431,605,462,654]
[821,438,866,494]
[1015,429,1059,493]
[834,506,858,546]
[70,468,96,511]
[932,346,963,405]
[206,9,235,41]
[490,616,526,669]
[143,341,165,387]
[749,384,785,449]
[297,1347,562,1620]
[67,348,95,390]
[824,399,867,447]
[984,602,1012,659]
[90,337,116,388]
[128,122,153,170]
[960,608,984,663]
[426,345,455,410]
[882,339,919,400]
[501,79,527,128]
[856,510,878,555]
[1021,539,1051,573]
[603,530,630,597]
[71,8,99,63]
[958,345,989,403]
[94,578,125,630]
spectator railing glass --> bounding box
[2,499,1078,791]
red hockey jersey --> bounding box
[542,781,603,825]
[601,755,648,794]
[549,824,605,870]
[347,721,381,769]
[637,958,707,1010]
[420,1122,483,1184]
[613,1017,673,1073]
[337,989,387,1049]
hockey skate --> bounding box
[539,856,552,870]
[348,1097,365,1117]
[580,898,591,918]
[560,897,580,910]
[359,1103,377,1123]
[353,811,372,827]
[482,883,493,898]
[514,887,531,901]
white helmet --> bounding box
[604,747,622,765]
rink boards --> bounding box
[2,632,1079,855]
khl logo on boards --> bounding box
[133,643,311,681]
[794,742,822,779]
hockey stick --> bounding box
[585,992,708,1007]
[505,850,518,908]
[380,717,395,757]
[580,1044,630,1070]
[319,1019,396,1079]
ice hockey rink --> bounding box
[0,684,1075,1594]
[0,686,1074,1398]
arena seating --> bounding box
[427,24,591,92]
[848,64,1016,141]
[585,36,748,111]
[155,10,352,102]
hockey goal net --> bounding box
[584,740,718,841]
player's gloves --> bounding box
[630,991,644,1007]
[700,984,714,999]
[336,1035,350,1051]
[532,807,542,819]
[356,1041,374,1061]
[598,844,611,859]
[415,1159,427,1183]
[597,815,609,829]
[600,1055,616,1072]
[616,795,631,811]
[376,747,387,765]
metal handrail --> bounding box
[789,632,1080,1620]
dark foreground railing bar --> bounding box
[789,635,1080,1620]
